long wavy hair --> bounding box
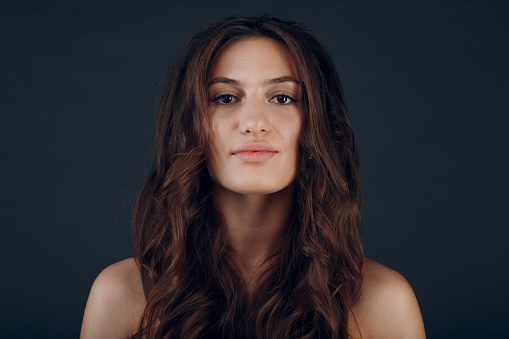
[131,16,363,339]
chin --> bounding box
[221,179,295,195]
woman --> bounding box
[81,16,425,338]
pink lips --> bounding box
[232,142,277,163]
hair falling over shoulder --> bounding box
[131,16,364,339]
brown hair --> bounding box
[132,16,363,338]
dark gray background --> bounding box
[1,0,508,338]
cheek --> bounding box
[206,119,229,179]
[208,125,228,159]
[206,146,221,184]
[287,118,303,151]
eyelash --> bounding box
[270,93,297,105]
[210,93,240,104]
[209,93,297,105]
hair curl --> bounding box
[131,16,363,339]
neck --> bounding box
[213,184,294,290]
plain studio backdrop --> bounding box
[1,0,507,338]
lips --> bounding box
[232,142,277,163]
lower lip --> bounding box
[234,151,276,163]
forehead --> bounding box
[209,37,300,80]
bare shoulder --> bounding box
[80,258,145,339]
[350,257,426,339]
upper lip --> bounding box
[232,142,277,154]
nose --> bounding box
[238,99,271,136]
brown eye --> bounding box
[276,95,288,104]
[270,94,296,105]
[210,94,239,104]
[221,95,233,104]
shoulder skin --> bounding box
[80,257,425,338]
[349,257,426,339]
[80,258,145,339]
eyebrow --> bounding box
[208,75,301,87]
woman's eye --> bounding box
[210,94,239,104]
[270,94,296,105]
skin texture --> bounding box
[207,37,303,196]
[80,38,426,338]
[80,258,144,338]
[207,38,303,287]
[80,258,426,338]
[349,258,426,338]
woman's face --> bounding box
[207,37,303,195]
